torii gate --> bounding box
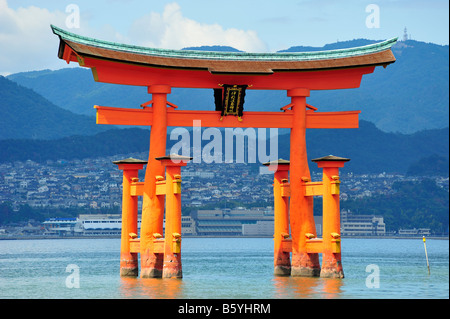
[52,25,397,279]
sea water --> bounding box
[0,237,448,299]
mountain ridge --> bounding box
[0,121,447,174]
[7,39,448,134]
[0,76,108,140]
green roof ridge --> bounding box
[51,25,397,61]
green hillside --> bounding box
[343,179,449,233]
[406,154,449,177]
[0,122,448,174]
[0,128,149,163]
[285,39,449,133]
[288,121,449,174]
[8,39,449,134]
[0,76,107,140]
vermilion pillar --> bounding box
[114,158,147,277]
[264,159,291,276]
[141,84,171,278]
[312,155,350,278]
[156,155,192,279]
[288,88,321,277]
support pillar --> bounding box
[287,88,321,277]
[264,159,291,276]
[141,84,171,278]
[156,155,192,279]
[312,155,350,278]
[114,158,147,277]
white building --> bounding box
[74,214,196,237]
[242,221,274,236]
[398,228,431,237]
[340,210,386,236]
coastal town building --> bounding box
[194,207,273,236]
[398,228,431,237]
[41,214,197,237]
[42,217,77,236]
[1,154,446,238]
[340,209,386,236]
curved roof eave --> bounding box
[51,24,397,63]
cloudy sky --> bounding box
[0,0,448,75]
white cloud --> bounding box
[0,0,131,75]
[0,0,69,74]
[0,1,267,75]
[128,2,267,52]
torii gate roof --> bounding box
[51,25,397,90]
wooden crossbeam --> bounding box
[281,238,292,253]
[129,238,165,254]
[304,182,324,197]
[305,238,324,253]
[130,182,144,196]
[281,237,340,254]
[95,105,360,129]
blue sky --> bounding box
[1,0,448,75]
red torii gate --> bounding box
[52,25,397,279]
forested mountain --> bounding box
[343,179,449,233]
[0,76,108,140]
[1,39,448,174]
[0,122,448,175]
[282,39,449,134]
[279,121,449,174]
[8,39,449,134]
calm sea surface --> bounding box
[0,237,448,299]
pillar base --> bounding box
[162,269,182,279]
[291,266,321,277]
[320,253,344,279]
[163,254,182,279]
[120,253,138,277]
[141,268,163,278]
[320,269,344,279]
[120,267,139,277]
[140,252,163,278]
[274,250,291,276]
[291,252,321,277]
[274,265,291,276]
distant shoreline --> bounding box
[0,235,448,241]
